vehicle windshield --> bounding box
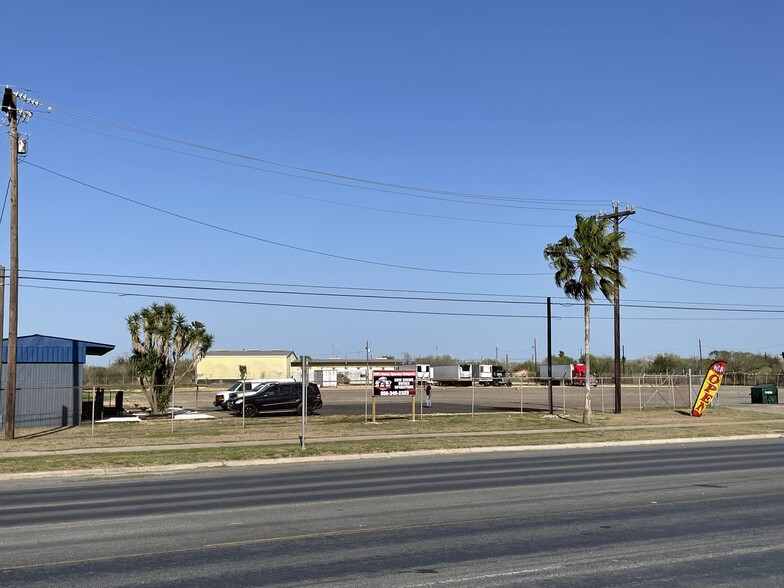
[252,382,276,392]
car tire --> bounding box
[221,404,229,411]
[243,404,258,418]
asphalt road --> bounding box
[2,439,784,586]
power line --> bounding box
[21,284,547,319]
[628,228,784,260]
[625,266,784,290]
[17,273,784,315]
[40,117,596,216]
[0,177,9,225]
[43,102,607,207]
[19,269,784,312]
[630,219,784,251]
[23,282,784,321]
[23,161,547,278]
[21,275,547,306]
[21,269,547,299]
[637,206,784,239]
[26,98,783,244]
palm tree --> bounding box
[127,302,214,413]
[543,215,635,424]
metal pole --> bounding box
[638,375,642,411]
[547,297,553,414]
[171,383,175,433]
[600,380,604,413]
[242,374,246,429]
[91,385,96,436]
[365,341,369,422]
[520,383,523,414]
[300,356,308,450]
[471,378,475,417]
[562,382,566,415]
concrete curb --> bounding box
[2,433,781,481]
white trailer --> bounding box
[431,364,473,386]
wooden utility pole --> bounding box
[2,88,19,440]
[599,202,635,414]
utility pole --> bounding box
[599,201,635,414]
[2,88,19,440]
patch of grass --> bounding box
[1,407,782,475]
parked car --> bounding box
[213,378,296,410]
[228,382,323,417]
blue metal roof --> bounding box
[2,334,115,364]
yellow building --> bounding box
[196,349,297,384]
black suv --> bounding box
[228,382,322,417]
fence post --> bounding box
[638,375,642,411]
[601,379,605,413]
[471,379,475,417]
[520,381,524,415]
[562,382,566,415]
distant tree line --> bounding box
[87,349,784,389]
[412,350,784,378]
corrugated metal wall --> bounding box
[0,363,83,429]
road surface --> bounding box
[2,438,784,586]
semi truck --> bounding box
[539,364,597,386]
[475,364,513,386]
[430,364,512,386]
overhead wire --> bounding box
[627,228,784,260]
[629,219,784,251]
[0,177,9,225]
[17,272,784,315]
[39,117,596,215]
[625,266,784,290]
[19,100,784,299]
[42,102,607,207]
[23,160,548,278]
[636,206,784,239]
[22,282,784,321]
[21,270,784,311]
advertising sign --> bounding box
[691,360,728,417]
[373,371,417,396]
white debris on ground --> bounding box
[95,416,144,423]
[95,407,216,423]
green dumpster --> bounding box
[750,384,778,404]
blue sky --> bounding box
[2,0,783,366]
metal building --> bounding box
[196,349,298,384]
[1,334,114,429]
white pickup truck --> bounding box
[213,378,297,410]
